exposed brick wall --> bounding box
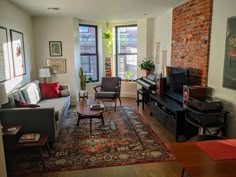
[171,0,213,86]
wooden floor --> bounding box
[21,98,182,177]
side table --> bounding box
[2,125,22,136]
[1,125,23,168]
[16,133,51,170]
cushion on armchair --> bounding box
[95,91,117,99]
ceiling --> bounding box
[9,0,185,22]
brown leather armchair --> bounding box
[94,77,122,111]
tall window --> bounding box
[79,24,99,82]
[116,25,137,80]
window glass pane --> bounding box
[80,55,98,81]
[80,26,96,54]
[79,25,98,81]
[116,25,137,80]
[117,54,137,80]
[117,26,137,54]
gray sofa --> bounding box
[0,80,70,143]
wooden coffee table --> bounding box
[76,99,105,135]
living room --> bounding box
[0,0,236,177]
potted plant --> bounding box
[125,70,133,81]
[103,30,112,56]
[139,58,155,76]
[103,31,112,40]
[79,67,87,97]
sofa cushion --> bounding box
[15,99,40,108]
[2,90,26,108]
[39,82,60,99]
[20,80,41,104]
[60,90,70,97]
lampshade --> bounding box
[0,84,8,105]
[39,68,51,78]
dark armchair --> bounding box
[94,77,122,111]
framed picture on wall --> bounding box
[49,41,62,57]
[0,26,11,82]
[46,58,66,74]
[10,29,26,77]
[223,16,236,90]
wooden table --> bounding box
[167,141,236,177]
[2,125,22,136]
[76,99,105,135]
[16,133,50,170]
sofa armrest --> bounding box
[0,107,57,142]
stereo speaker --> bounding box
[156,77,166,95]
[183,85,208,107]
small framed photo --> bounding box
[46,58,66,74]
[49,41,62,57]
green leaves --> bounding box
[79,67,86,90]
[139,58,155,71]
[103,31,112,40]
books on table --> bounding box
[18,133,41,143]
[90,104,104,110]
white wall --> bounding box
[208,0,236,137]
[152,9,173,74]
[0,0,34,176]
[0,0,34,92]
[33,16,77,104]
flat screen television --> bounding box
[165,66,190,103]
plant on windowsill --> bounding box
[125,70,133,81]
[139,58,155,76]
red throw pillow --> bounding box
[39,82,60,99]
[15,100,40,108]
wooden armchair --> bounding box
[94,77,122,111]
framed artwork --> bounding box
[10,29,26,77]
[49,41,62,56]
[0,26,10,82]
[155,42,160,64]
[162,50,167,77]
[223,16,236,90]
[46,58,66,74]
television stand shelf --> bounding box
[149,93,185,142]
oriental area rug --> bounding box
[7,106,174,174]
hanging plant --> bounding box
[103,31,112,40]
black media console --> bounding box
[149,93,185,142]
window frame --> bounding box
[79,24,99,82]
[115,24,138,81]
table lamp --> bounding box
[0,83,8,107]
[39,68,51,82]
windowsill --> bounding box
[121,81,136,84]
